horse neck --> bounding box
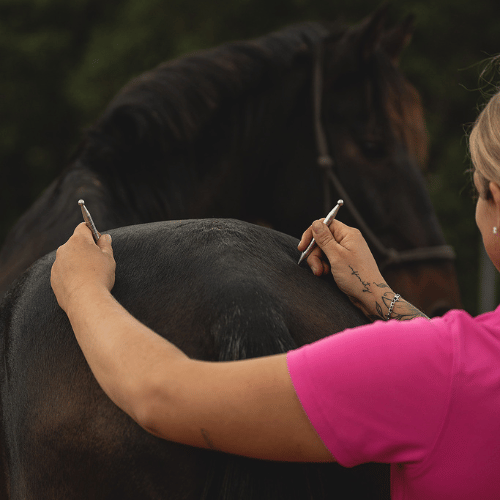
[230,62,316,168]
[191,66,315,221]
[73,35,319,224]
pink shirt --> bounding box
[287,306,500,500]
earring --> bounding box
[494,227,498,235]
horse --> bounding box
[0,6,461,316]
[0,218,391,499]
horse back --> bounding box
[0,219,388,499]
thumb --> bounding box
[312,221,339,260]
[97,233,114,257]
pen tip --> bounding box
[338,199,344,206]
[78,199,85,206]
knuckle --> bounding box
[319,231,333,245]
[315,235,329,247]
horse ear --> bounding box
[381,14,415,65]
[355,3,390,61]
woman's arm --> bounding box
[298,220,429,321]
[51,224,334,463]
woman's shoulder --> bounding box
[433,305,500,336]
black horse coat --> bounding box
[0,219,389,499]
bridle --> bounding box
[311,43,456,271]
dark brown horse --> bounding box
[0,219,390,499]
[0,7,461,315]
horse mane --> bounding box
[66,23,341,218]
[93,22,336,144]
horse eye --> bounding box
[360,140,387,160]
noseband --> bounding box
[311,44,456,271]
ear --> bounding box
[489,181,500,231]
[381,14,415,65]
[489,181,500,213]
[355,3,390,61]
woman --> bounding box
[51,90,500,499]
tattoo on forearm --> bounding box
[387,299,429,321]
[346,267,428,321]
[349,266,372,293]
[375,293,429,321]
[349,266,390,294]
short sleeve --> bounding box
[287,317,456,467]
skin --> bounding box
[298,219,429,321]
[474,170,500,270]
[50,175,500,462]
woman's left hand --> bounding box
[298,219,387,302]
[51,223,115,313]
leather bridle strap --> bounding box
[311,43,456,270]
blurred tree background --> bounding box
[1,0,499,314]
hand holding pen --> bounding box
[50,201,114,313]
[298,200,343,265]
[297,202,387,307]
[78,199,101,243]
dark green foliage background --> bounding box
[1,0,500,313]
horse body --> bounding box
[0,219,389,499]
[0,9,461,316]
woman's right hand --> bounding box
[298,219,390,305]
[51,223,116,314]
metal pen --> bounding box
[78,199,101,243]
[297,199,344,265]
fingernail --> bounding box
[311,266,317,274]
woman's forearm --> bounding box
[63,284,334,462]
[65,285,189,424]
[347,276,429,322]
[298,221,429,322]
[366,293,429,322]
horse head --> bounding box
[312,7,461,316]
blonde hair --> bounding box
[469,89,500,195]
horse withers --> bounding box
[0,6,461,316]
[0,219,390,499]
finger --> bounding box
[328,219,354,244]
[73,222,96,244]
[307,253,326,276]
[303,244,326,276]
[311,220,341,261]
[298,226,313,251]
[298,218,327,251]
[321,259,331,275]
[97,233,114,258]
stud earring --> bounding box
[494,227,498,235]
